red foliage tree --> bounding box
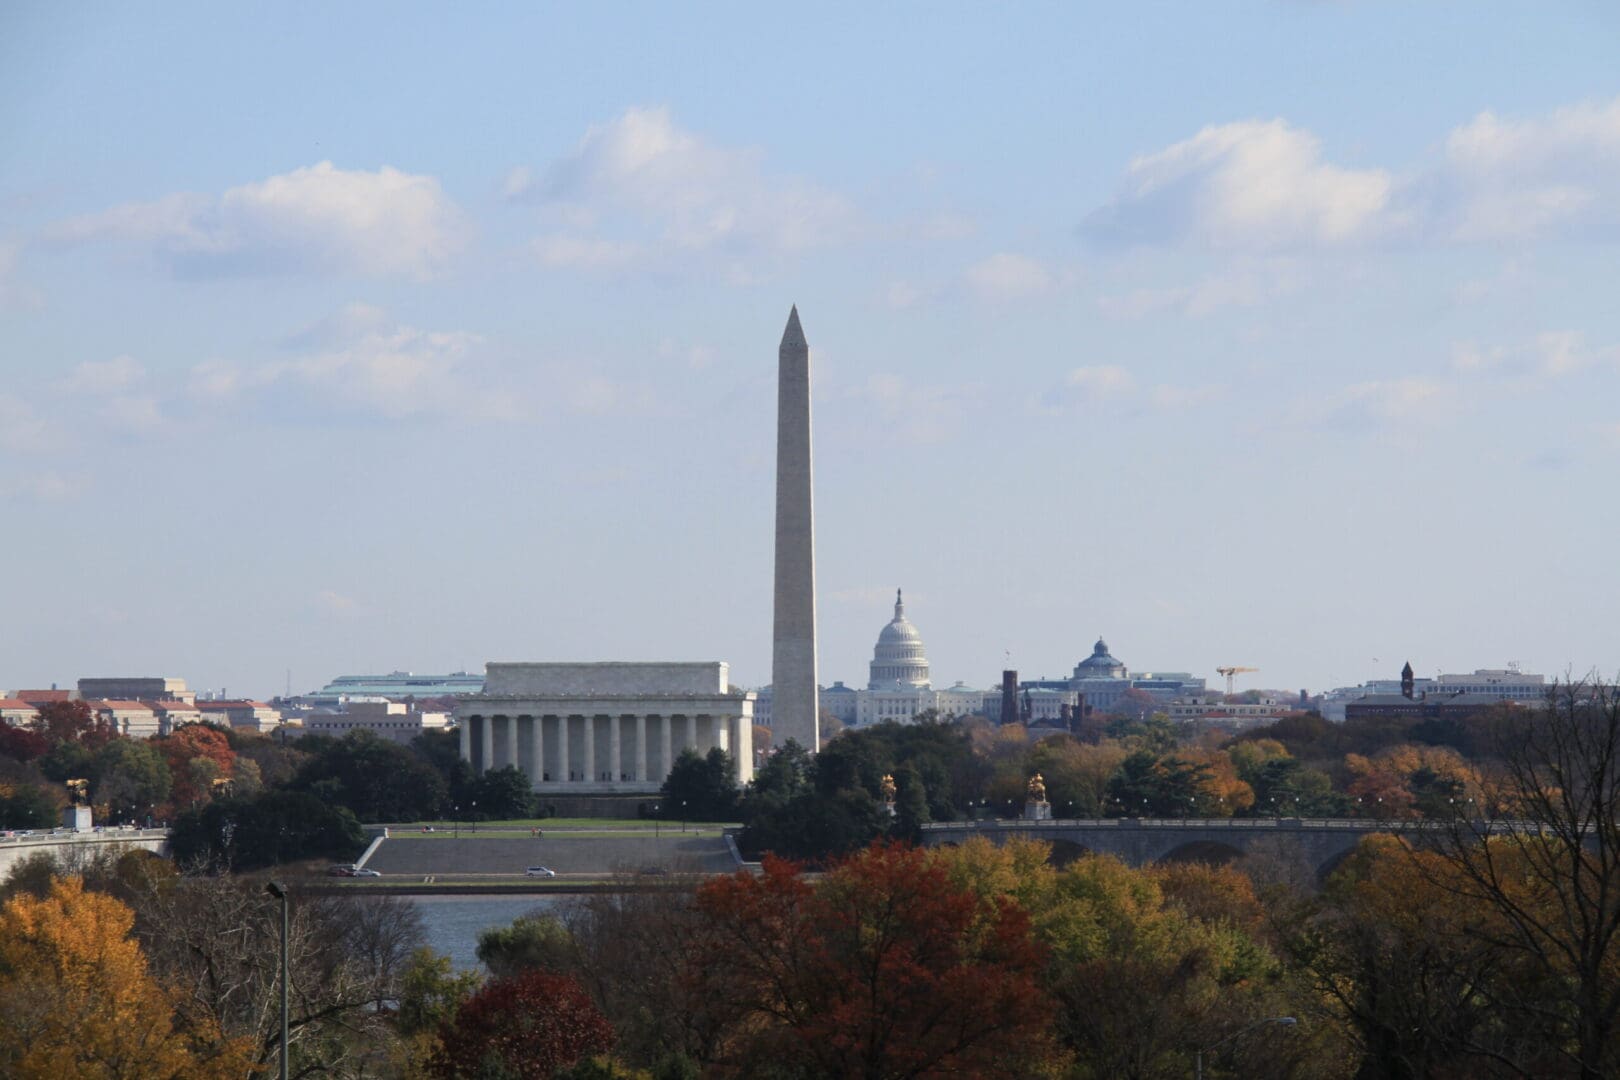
[690,841,1058,1079]
[155,725,236,808]
[432,970,613,1080]
[0,723,49,762]
[34,700,111,748]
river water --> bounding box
[410,894,568,972]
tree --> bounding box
[91,737,172,820]
[433,970,614,1080]
[0,722,48,762]
[474,764,535,820]
[0,782,59,828]
[689,842,1060,1079]
[0,875,254,1079]
[33,700,110,747]
[1426,682,1620,1080]
[294,730,450,822]
[155,724,236,808]
[169,789,365,870]
[659,747,739,821]
[477,911,576,979]
[397,947,482,1036]
[128,875,425,1076]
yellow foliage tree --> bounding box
[0,875,255,1080]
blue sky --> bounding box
[4,2,1619,700]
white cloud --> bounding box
[190,307,505,420]
[1318,377,1445,428]
[57,162,466,279]
[1098,264,1301,319]
[1085,96,1620,251]
[1442,98,1620,241]
[314,590,365,618]
[962,253,1059,300]
[1451,331,1617,379]
[99,395,165,436]
[513,106,854,269]
[566,375,658,417]
[1064,365,1135,398]
[531,234,644,270]
[0,240,43,310]
[1083,120,1394,250]
[0,394,54,452]
[59,354,146,395]
[0,469,83,502]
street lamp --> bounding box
[1195,1016,1296,1080]
[265,881,290,1080]
[653,804,660,839]
[681,800,687,833]
[471,800,477,833]
[452,805,459,839]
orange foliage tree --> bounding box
[156,724,236,809]
[0,875,254,1079]
[689,841,1061,1079]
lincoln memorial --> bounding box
[455,662,755,793]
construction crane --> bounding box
[1216,666,1259,695]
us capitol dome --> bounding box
[868,589,932,690]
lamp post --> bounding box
[265,881,290,1080]
[681,800,687,833]
[452,805,459,840]
[471,800,477,833]
[653,804,660,839]
[1195,1016,1296,1080]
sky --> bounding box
[4,2,1620,701]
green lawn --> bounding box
[386,818,740,830]
[385,829,727,841]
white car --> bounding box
[524,866,557,879]
[350,868,383,878]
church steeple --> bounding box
[1401,660,1415,699]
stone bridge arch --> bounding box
[1157,839,1246,867]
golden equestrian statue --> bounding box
[1027,772,1048,804]
[880,773,897,804]
[65,778,90,806]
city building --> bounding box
[0,698,39,726]
[1022,638,1206,712]
[1324,663,1548,723]
[89,700,162,739]
[303,671,486,708]
[302,700,452,744]
[456,661,755,794]
[1168,697,1297,726]
[78,677,196,705]
[196,700,284,733]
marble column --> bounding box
[610,715,623,783]
[506,715,519,772]
[686,714,698,759]
[480,716,494,776]
[583,715,597,783]
[556,715,570,783]
[459,715,471,764]
[635,715,647,781]
[527,716,543,785]
[661,716,674,782]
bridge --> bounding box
[920,818,1471,880]
[0,828,170,878]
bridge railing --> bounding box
[920,817,1515,832]
[0,827,171,845]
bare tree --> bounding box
[1431,679,1620,1080]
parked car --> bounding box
[350,868,382,878]
[327,864,357,877]
[524,866,557,879]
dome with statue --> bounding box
[868,589,932,690]
[1073,637,1127,681]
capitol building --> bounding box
[757,591,985,731]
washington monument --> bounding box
[771,306,819,752]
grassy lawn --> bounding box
[386,818,740,831]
